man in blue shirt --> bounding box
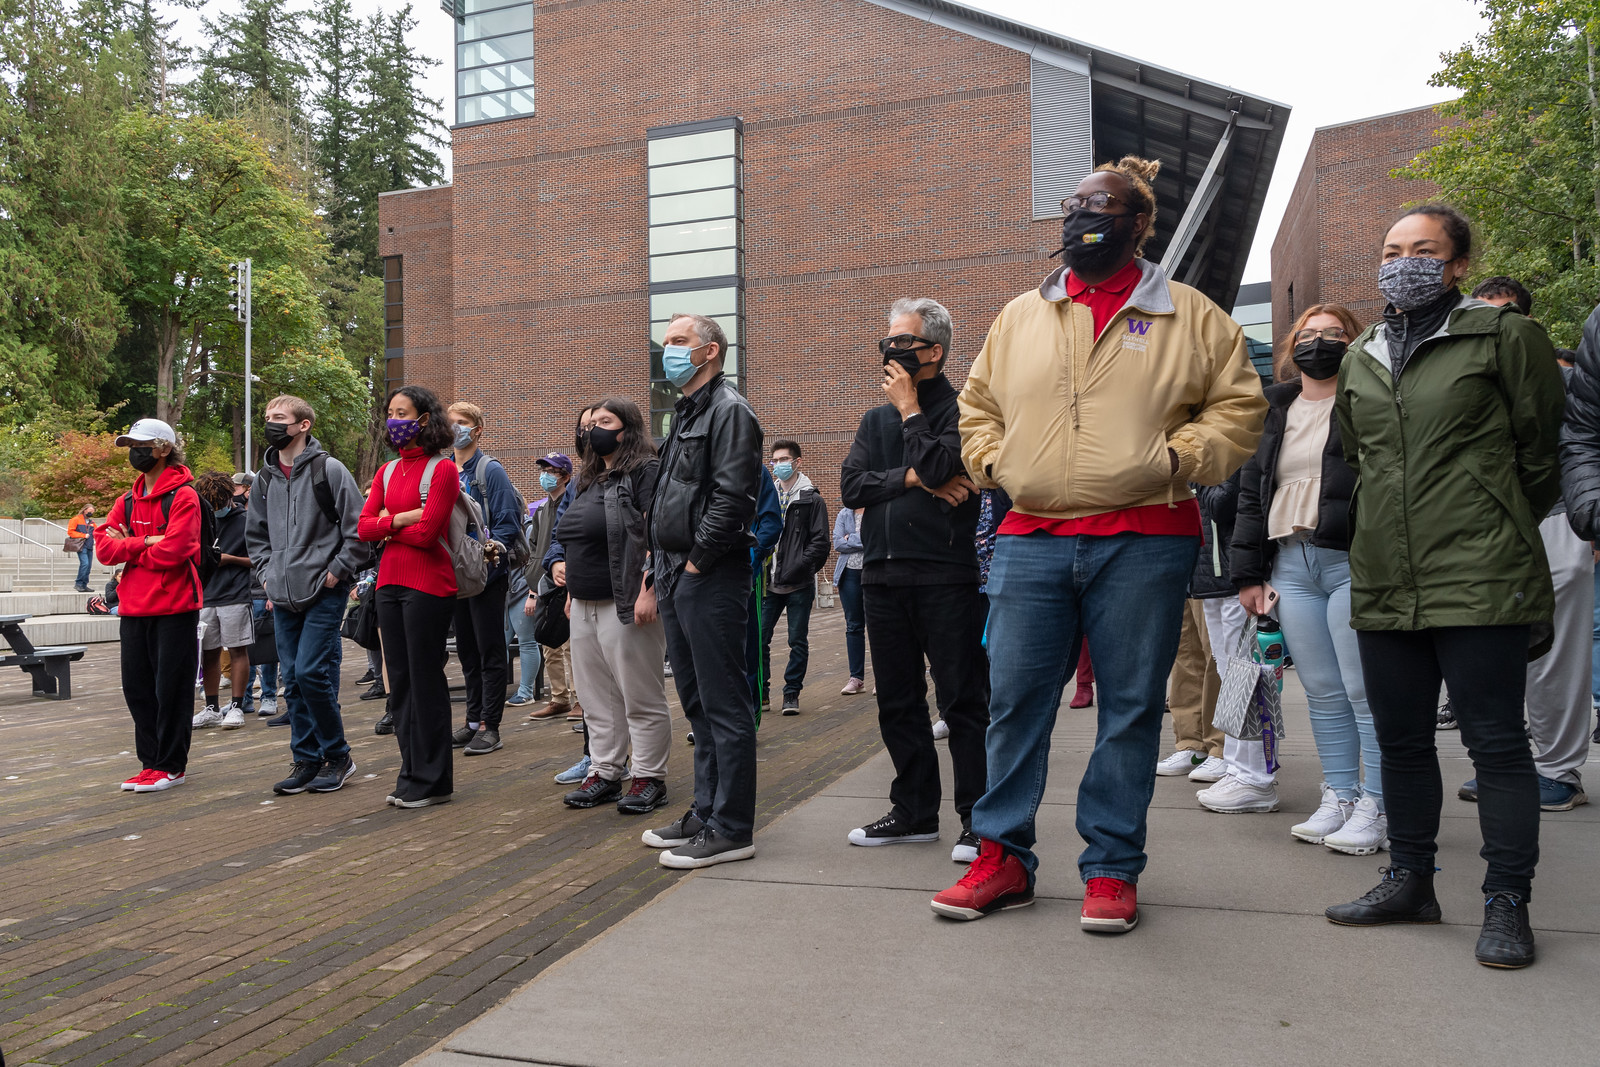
[447,402,525,755]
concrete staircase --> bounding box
[0,591,120,645]
[0,517,116,594]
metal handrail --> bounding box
[22,517,69,536]
[0,523,63,586]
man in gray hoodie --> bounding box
[246,395,370,797]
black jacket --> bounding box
[1561,304,1600,537]
[1230,380,1355,587]
[839,374,980,580]
[649,374,763,595]
[1190,473,1240,600]
[770,482,830,592]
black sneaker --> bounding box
[847,809,939,847]
[951,827,980,864]
[659,826,755,869]
[563,774,623,809]
[617,777,668,814]
[359,682,386,701]
[356,669,376,685]
[1325,866,1443,926]
[642,807,703,848]
[781,694,800,716]
[373,711,395,736]
[686,731,695,745]
[451,725,476,748]
[463,728,502,755]
[273,761,321,795]
[1476,893,1536,968]
[309,755,357,793]
[266,710,291,728]
[1437,699,1457,730]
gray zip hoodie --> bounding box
[244,435,368,612]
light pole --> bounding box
[230,259,253,468]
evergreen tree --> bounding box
[194,0,310,116]
[310,0,365,260]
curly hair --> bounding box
[1094,155,1161,255]
[386,385,455,455]
[195,471,236,511]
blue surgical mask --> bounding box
[772,461,794,482]
[662,342,707,388]
[453,423,475,449]
[539,472,559,492]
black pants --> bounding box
[121,611,199,774]
[864,581,990,829]
[660,557,757,842]
[379,585,455,801]
[1357,626,1539,898]
[453,573,509,730]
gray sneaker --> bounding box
[659,827,755,869]
[309,755,356,793]
[642,807,703,848]
[463,728,502,755]
[781,694,800,716]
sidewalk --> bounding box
[415,677,1600,1066]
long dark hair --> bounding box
[386,385,454,455]
[578,397,656,491]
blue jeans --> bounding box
[242,599,277,712]
[506,598,543,701]
[275,583,350,764]
[838,567,865,679]
[76,547,92,588]
[1272,542,1381,805]
[972,531,1197,884]
[760,585,814,698]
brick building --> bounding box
[379,0,1289,515]
[1270,103,1452,344]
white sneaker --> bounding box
[1187,755,1227,782]
[1196,774,1279,813]
[932,719,950,740]
[1323,795,1389,855]
[220,702,245,729]
[192,704,224,729]
[1157,750,1206,776]
[258,698,277,717]
[1290,786,1353,844]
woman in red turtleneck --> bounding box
[360,385,461,808]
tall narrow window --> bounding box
[451,0,533,125]
[384,256,404,395]
[646,118,743,438]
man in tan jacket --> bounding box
[930,156,1266,932]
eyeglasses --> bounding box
[1294,327,1349,343]
[878,334,937,355]
[1060,192,1129,214]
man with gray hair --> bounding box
[839,297,990,862]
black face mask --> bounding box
[588,425,622,457]
[1057,210,1135,274]
[1292,338,1348,381]
[264,421,298,449]
[882,350,925,378]
[129,446,159,472]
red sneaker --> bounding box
[121,769,154,791]
[930,838,1034,920]
[1081,877,1138,932]
[1069,685,1095,709]
[134,770,186,793]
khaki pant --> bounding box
[568,598,670,781]
[1168,598,1223,757]
[543,643,574,704]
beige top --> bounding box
[1268,393,1336,540]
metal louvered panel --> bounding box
[1030,58,1093,220]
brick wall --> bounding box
[379,185,456,402]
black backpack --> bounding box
[123,483,220,586]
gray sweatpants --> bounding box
[1526,513,1594,788]
[569,597,671,782]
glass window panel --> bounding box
[648,188,735,226]
[646,129,736,167]
[649,218,737,256]
[647,157,735,196]
[650,314,738,346]
[386,326,403,348]
[458,87,536,124]
[385,303,403,325]
[723,346,739,377]
[457,31,532,69]
[649,287,737,322]
[385,280,402,304]
[651,409,674,439]
[384,257,401,281]
[459,59,534,96]
[649,247,737,283]
[457,5,531,42]
[462,0,519,13]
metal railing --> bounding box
[0,524,64,587]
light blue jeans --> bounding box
[1272,541,1381,806]
[506,598,542,702]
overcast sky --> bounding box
[173,0,1488,283]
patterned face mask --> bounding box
[1378,256,1451,311]
[386,418,422,448]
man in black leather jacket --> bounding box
[643,313,764,869]
[840,297,990,862]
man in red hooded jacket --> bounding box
[95,418,204,793]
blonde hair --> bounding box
[448,401,484,429]
[1094,155,1161,255]
[1275,304,1362,383]
[266,395,315,425]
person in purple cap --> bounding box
[523,451,576,716]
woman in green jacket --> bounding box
[1325,204,1565,970]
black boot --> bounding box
[374,710,395,735]
[1476,893,1536,968]
[1326,866,1442,926]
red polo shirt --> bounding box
[997,259,1201,539]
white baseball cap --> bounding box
[114,418,177,447]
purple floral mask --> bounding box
[386,418,422,448]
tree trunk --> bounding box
[154,314,180,424]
